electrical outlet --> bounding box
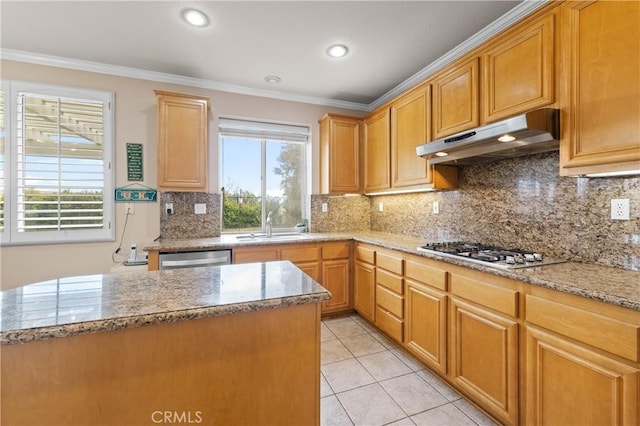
[195,203,206,214]
[321,203,328,213]
[432,201,439,214]
[611,199,630,220]
[125,203,134,215]
[378,202,384,212]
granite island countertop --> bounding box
[144,231,640,311]
[0,261,330,345]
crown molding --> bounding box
[1,0,547,115]
[367,0,549,111]
[0,49,370,112]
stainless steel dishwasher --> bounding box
[159,250,232,270]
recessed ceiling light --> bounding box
[264,75,281,85]
[181,8,209,27]
[326,44,349,58]
[435,152,449,157]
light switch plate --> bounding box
[195,203,207,214]
[321,203,328,213]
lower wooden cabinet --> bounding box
[405,279,447,374]
[354,260,375,322]
[233,247,279,264]
[321,259,350,313]
[525,324,639,426]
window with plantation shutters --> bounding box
[1,81,114,244]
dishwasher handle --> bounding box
[161,257,230,268]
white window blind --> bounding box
[0,88,5,235]
[2,81,114,244]
[218,118,309,142]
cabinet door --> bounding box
[482,12,555,123]
[295,262,321,282]
[432,58,479,139]
[405,280,447,374]
[155,91,209,192]
[321,259,351,314]
[449,297,518,425]
[354,260,375,322]
[319,114,361,194]
[526,324,639,425]
[364,108,391,192]
[390,85,431,187]
[560,0,640,176]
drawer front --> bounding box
[376,285,404,318]
[376,250,403,275]
[281,246,319,263]
[405,258,447,291]
[234,249,279,264]
[375,307,403,343]
[323,242,351,260]
[376,269,403,294]
[526,295,640,362]
[450,274,519,318]
[355,245,375,264]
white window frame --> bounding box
[1,80,115,245]
[218,117,310,234]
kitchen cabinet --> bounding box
[319,114,362,194]
[155,90,209,192]
[448,272,519,425]
[320,242,352,315]
[481,10,556,123]
[374,249,404,343]
[559,0,640,176]
[353,244,376,322]
[404,255,448,375]
[524,290,640,425]
[233,247,279,264]
[364,108,391,192]
[281,245,321,282]
[390,84,431,187]
[432,57,479,139]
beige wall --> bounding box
[0,60,363,289]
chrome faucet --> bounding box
[265,211,273,238]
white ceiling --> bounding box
[1,1,529,110]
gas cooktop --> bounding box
[416,242,566,269]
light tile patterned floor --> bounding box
[321,314,498,426]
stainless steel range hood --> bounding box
[416,108,559,166]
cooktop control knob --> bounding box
[524,253,536,262]
[533,253,544,261]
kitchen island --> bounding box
[0,261,330,426]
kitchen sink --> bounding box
[235,233,308,241]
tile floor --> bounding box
[320,314,498,426]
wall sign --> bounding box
[126,143,143,181]
[115,188,157,202]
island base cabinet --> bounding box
[525,324,639,426]
[1,303,321,426]
[449,297,519,425]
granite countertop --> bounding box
[145,231,640,311]
[0,261,330,345]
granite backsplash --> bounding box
[159,192,222,239]
[313,152,640,271]
[310,195,371,233]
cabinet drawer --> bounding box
[355,245,375,264]
[376,250,403,275]
[376,285,404,318]
[376,269,403,294]
[526,295,640,362]
[323,242,350,260]
[405,258,447,291]
[375,307,403,343]
[450,274,518,317]
[234,249,279,264]
[281,246,319,263]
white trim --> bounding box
[1,49,369,112]
[368,0,549,110]
[0,0,548,113]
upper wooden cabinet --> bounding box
[155,90,209,192]
[481,11,556,123]
[319,114,362,194]
[559,0,640,176]
[432,57,479,139]
[390,84,431,187]
[364,108,391,192]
